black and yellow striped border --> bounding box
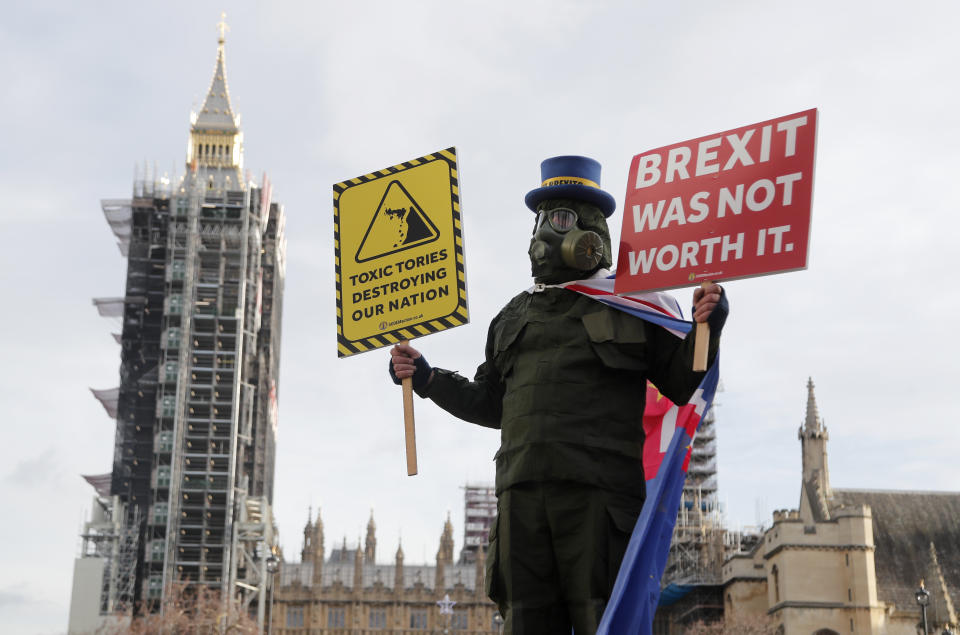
[334,147,469,358]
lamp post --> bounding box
[265,555,279,635]
[916,580,930,635]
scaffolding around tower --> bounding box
[69,22,286,633]
[662,406,724,589]
[69,483,140,631]
[458,483,496,564]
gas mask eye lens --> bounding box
[545,208,577,233]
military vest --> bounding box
[489,288,660,496]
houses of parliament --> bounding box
[271,485,501,634]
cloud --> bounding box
[0,588,30,607]
[4,448,63,489]
[0,584,68,635]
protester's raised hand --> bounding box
[692,283,728,332]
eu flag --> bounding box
[549,274,722,634]
[597,362,720,634]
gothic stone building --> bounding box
[722,380,960,634]
[271,510,500,634]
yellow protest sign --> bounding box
[334,147,468,358]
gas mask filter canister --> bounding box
[529,207,604,271]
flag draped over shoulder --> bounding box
[558,275,721,635]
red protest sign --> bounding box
[614,108,818,294]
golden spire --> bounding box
[217,11,229,46]
[187,13,243,176]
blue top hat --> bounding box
[524,155,616,217]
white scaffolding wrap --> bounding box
[92,296,145,318]
[90,387,120,419]
[101,200,133,256]
[82,473,113,498]
[92,298,125,318]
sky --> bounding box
[1,1,958,633]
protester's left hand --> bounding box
[692,283,726,326]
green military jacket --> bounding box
[422,286,719,498]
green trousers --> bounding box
[486,482,644,635]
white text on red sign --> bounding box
[615,109,818,294]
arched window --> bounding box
[813,629,840,635]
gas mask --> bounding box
[528,206,605,283]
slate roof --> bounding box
[831,488,960,615]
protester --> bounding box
[390,156,727,635]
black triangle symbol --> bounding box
[356,180,440,263]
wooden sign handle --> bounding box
[401,341,418,476]
[693,281,711,372]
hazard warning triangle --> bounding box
[355,180,440,263]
